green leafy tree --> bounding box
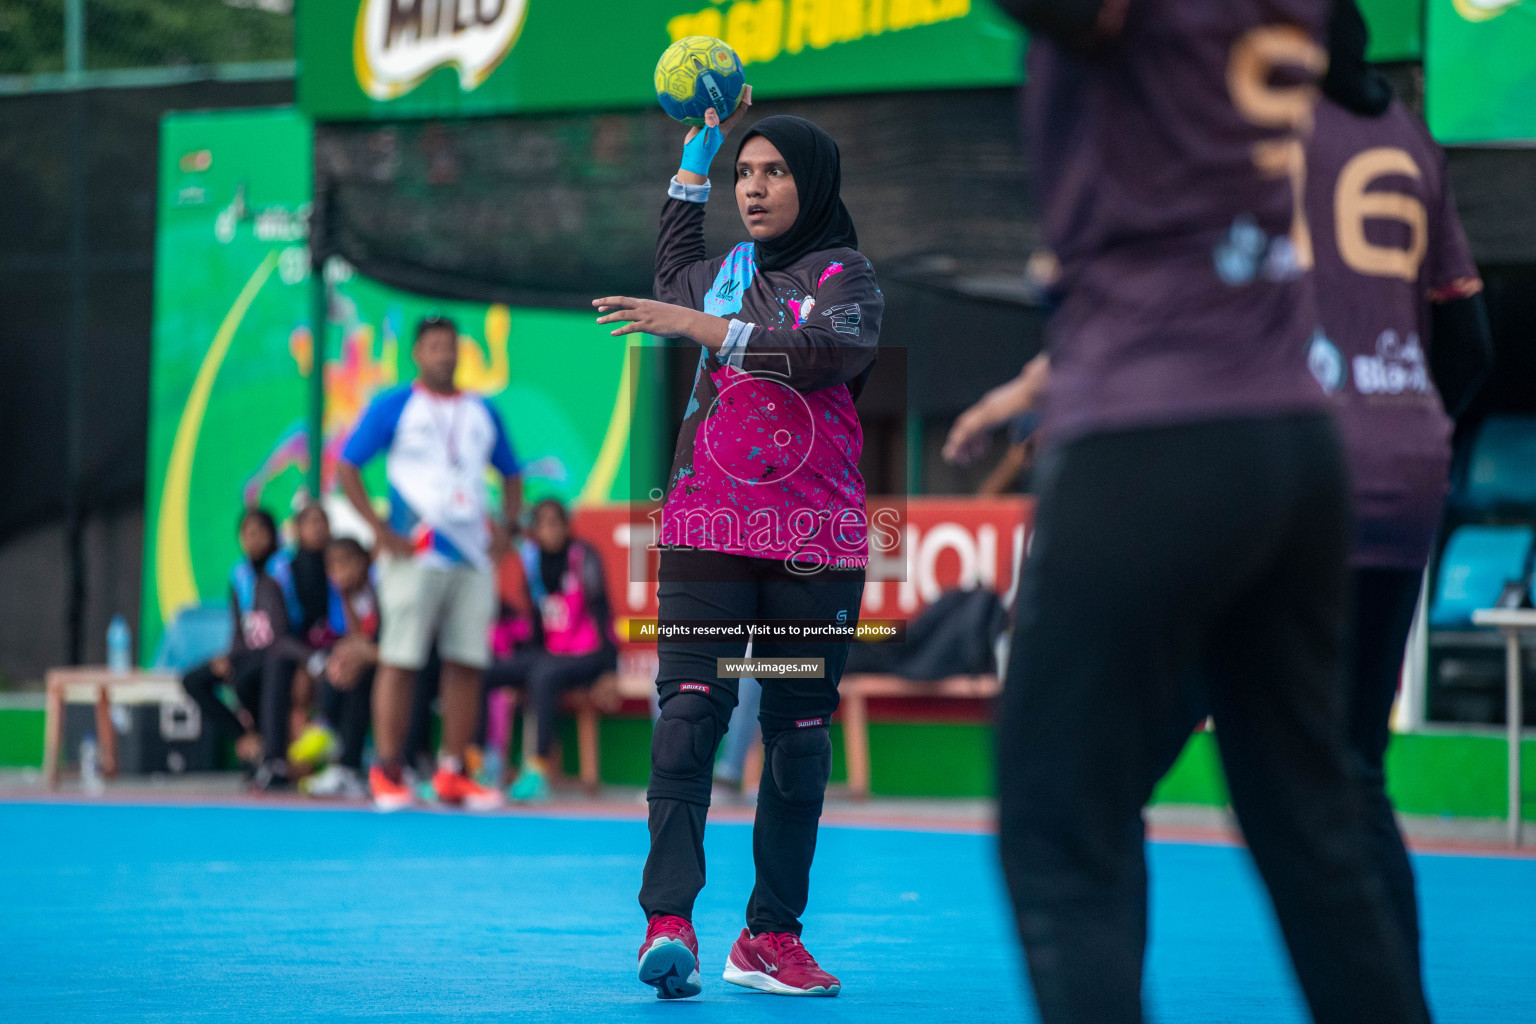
[0,1,66,74]
[0,0,294,76]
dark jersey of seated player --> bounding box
[1015,0,1333,442]
[1305,96,1484,570]
[652,146,884,570]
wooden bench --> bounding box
[42,668,185,789]
[496,671,654,794]
[838,673,1001,799]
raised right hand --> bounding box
[684,83,753,145]
[678,85,753,182]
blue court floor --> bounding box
[1,800,1531,1023]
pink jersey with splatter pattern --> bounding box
[653,195,883,567]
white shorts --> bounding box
[376,555,497,671]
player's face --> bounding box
[239,517,276,564]
[735,136,799,242]
[325,549,368,592]
[414,325,459,393]
[533,507,569,553]
[296,507,330,552]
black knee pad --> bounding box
[767,726,833,804]
[650,694,723,803]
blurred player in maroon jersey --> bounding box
[990,2,1431,1023]
[1302,0,1491,986]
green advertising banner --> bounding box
[298,0,1025,122]
[1360,0,1421,60]
[296,0,1425,123]
[1428,0,1536,142]
[144,106,660,662]
[142,109,316,663]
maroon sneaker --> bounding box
[638,915,702,999]
[723,928,841,996]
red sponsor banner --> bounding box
[567,498,1036,684]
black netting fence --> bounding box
[313,88,1045,309]
[0,79,294,546]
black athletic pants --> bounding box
[319,667,376,772]
[639,547,865,936]
[996,415,1429,1024]
[483,647,616,759]
[1150,569,1430,987]
[182,650,295,764]
[1348,566,1428,982]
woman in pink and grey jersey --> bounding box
[593,90,882,1000]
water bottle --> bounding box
[80,735,105,796]
[107,615,132,675]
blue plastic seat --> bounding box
[1460,416,1536,510]
[151,603,233,672]
[1428,525,1535,628]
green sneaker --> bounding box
[509,765,550,803]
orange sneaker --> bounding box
[369,764,415,813]
[432,766,505,810]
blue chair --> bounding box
[151,603,233,672]
[1428,525,1535,629]
[1459,416,1536,510]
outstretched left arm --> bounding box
[595,256,884,396]
[592,296,730,351]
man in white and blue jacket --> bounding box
[338,314,522,811]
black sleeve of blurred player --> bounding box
[992,0,1119,46]
[1430,294,1494,419]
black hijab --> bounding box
[736,115,859,272]
[1323,0,1392,117]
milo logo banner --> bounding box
[300,0,1024,121]
[355,0,529,100]
[1427,0,1536,142]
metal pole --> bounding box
[906,416,923,496]
[64,0,85,82]
[1509,629,1525,847]
[308,261,328,500]
[63,0,88,663]
[1395,569,1432,732]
